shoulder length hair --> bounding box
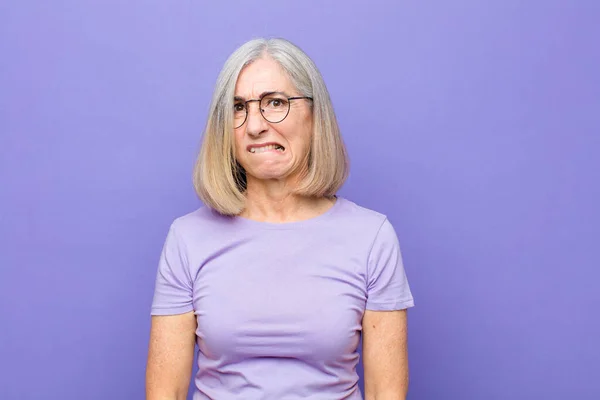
[193,38,349,215]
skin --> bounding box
[233,56,334,222]
[145,56,409,399]
[362,310,410,400]
[146,312,196,400]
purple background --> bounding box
[1,1,598,399]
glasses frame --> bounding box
[234,93,313,129]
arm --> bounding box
[146,311,197,400]
[362,309,409,400]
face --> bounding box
[233,57,313,184]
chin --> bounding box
[245,165,294,182]
[250,171,287,181]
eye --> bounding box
[264,97,288,109]
[233,103,245,112]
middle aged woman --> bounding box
[146,37,415,400]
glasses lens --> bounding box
[260,94,290,123]
[233,102,246,128]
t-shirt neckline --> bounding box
[229,196,345,230]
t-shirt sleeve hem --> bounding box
[150,305,194,316]
[365,298,415,311]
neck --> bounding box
[240,177,334,223]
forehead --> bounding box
[234,57,294,98]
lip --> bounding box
[246,142,285,152]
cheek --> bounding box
[296,126,313,152]
[298,115,313,149]
[234,130,245,157]
[282,118,312,150]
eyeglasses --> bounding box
[233,92,313,129]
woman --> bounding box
[146,38,414,400]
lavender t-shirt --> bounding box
[151,197,414,400]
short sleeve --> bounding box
[150,222,194,315]
[366,218,414,311]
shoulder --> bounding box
[329,197,400,249]
[167,205,233,239]
[334,197,390,231]
[159,206,239,266]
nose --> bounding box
[244,101,268,137]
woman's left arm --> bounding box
[362,309,409,400]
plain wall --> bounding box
[1,1,598,399]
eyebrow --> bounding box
[233,91,290,102]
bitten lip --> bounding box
[246,142,285,152]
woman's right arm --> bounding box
[146,311,197,400]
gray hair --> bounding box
[193,38,349,215]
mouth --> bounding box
[247,143,285,154]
